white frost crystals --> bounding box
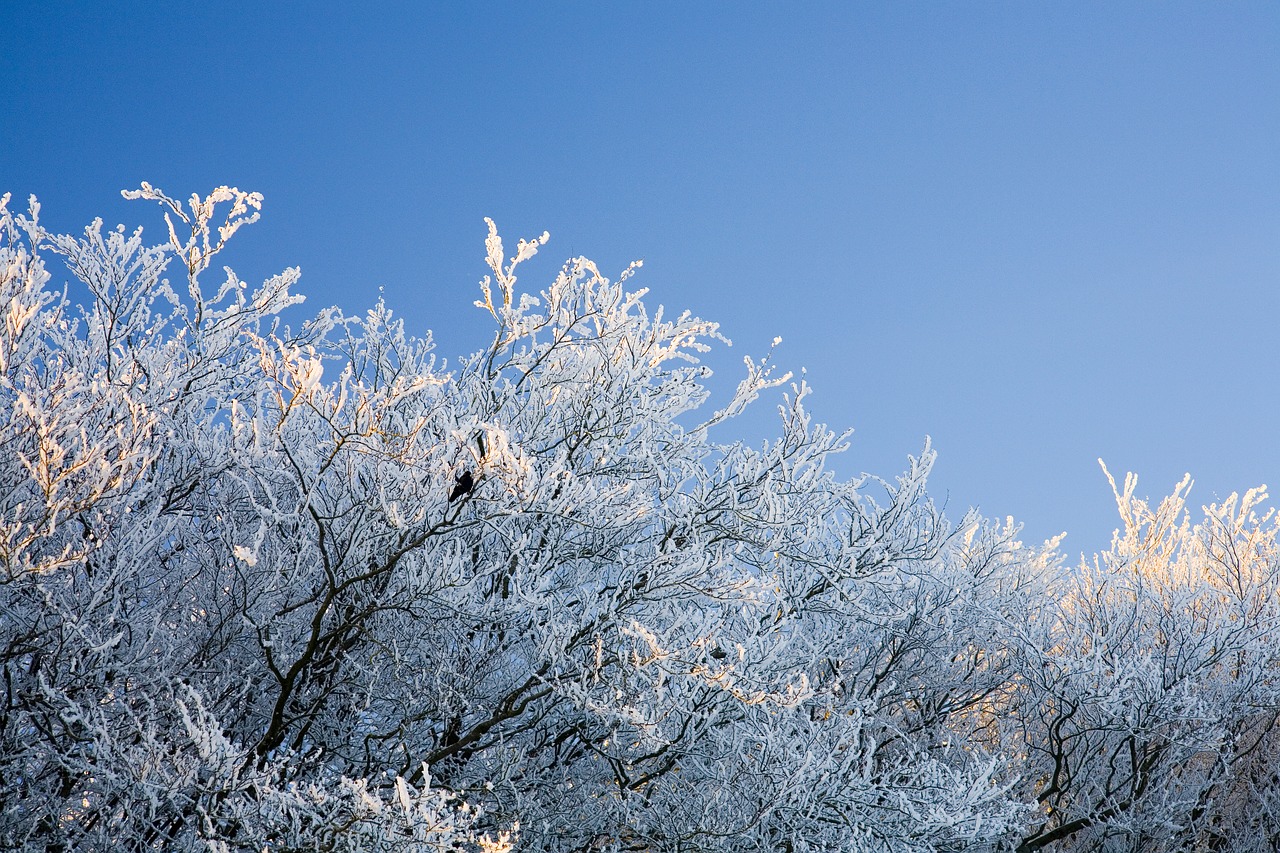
[4,184,1280,853]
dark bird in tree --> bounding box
[449,470,475,503]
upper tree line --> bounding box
[2,186,1279,852]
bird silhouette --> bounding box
[449,470,474,503]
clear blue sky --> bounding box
[4,3,1279,557]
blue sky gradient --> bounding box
[4,3,1278,556]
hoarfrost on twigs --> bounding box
[4,185,1280,853]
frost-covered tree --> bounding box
[5,184,1280,853]
[0,185,1037,852]
[991,468,1280,853]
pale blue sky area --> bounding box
[4,3,1278,557]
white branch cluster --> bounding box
[3,187,1280,853]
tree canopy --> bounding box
[3,186,1280,852]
